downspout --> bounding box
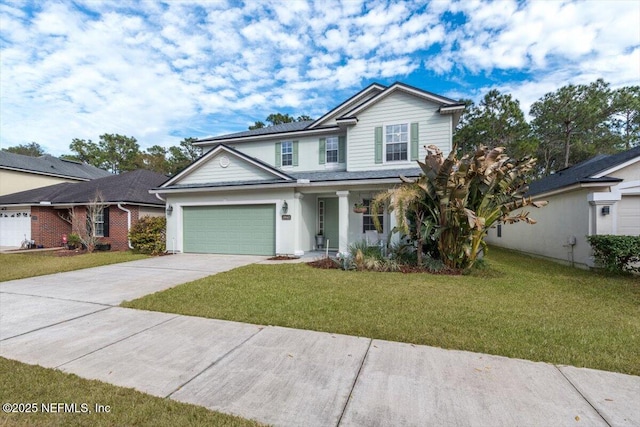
[117,203,133,249]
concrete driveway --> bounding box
[1,254,639,426]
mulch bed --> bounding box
[306,257,462,275]
[307,258,340,269]
[267,255,300,261]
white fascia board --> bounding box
[0,166,91,181]
[161,145,291,187]
[194,126,340,146]
[151,177,409,195]
[341,83,459,118]
[307,83,386,129]
[592,156,640,178]
[531,182,617,199]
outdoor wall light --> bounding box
[601,206,610,216]
[166,204,174,215]
[282,201,288,214]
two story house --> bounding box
[153,82,464,256]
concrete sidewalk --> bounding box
[1,255,638,426]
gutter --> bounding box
[117,203,133,249]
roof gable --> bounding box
[0,151,112,180]
[162,144,293,188]
[529,146,640,196]
[339,82,464,119]
[307,83,387,129]
[0,169,167,205]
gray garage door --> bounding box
[183,205,275,255]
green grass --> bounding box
[0,357,262,427]
[124,247,640,375]
[0,251,148,282]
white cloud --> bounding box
[0,0,638,156]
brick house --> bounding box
[0,170,167,250]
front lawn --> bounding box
[0,251,148,282]
[0,357,261,427]
[124,247,640,376]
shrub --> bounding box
[67,233,82,249]
[587,235,640,273]
[129,216,166,255]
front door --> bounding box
[318,198,339,250]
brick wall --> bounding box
[30,206,72,248]
[32,204,162,251]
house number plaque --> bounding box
[281,215,291,220]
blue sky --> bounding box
[1,0,638,156]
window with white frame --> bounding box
[94,208,105,237]
[281,141,293,166]
[385,123,408,161]
[326,136,338,163]
[362,199,383,233]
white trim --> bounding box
[341,83,460,118]
[308,83,386,129]
[162,145,292,188]
[592,156,640,178]
[152,176,420,194]
[0,165,93,181]
[176,199,280,254]
[530,181,619,199]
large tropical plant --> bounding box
[374,145,547,269]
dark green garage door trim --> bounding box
[183,204,275,255]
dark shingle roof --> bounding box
[198,120,315,142]
[0,151,112,180]
[529,146,640,196]
[0,169,168,205]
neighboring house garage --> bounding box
[0,207,31,247]
[182,204,275,255]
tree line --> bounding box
[454,79,639,176]
[3,79,638,177]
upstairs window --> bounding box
[281,141,293,166]
[326,137,338,163]
[385,123,408,161]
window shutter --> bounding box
[410,122,419,160]
[275,142,281,167]
[103,206,110,237]
[293,141,299,166]
[374,126,383,164]
[319,138,326,164]
[338,136,346,163]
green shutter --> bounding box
[275,142,281,167]
[374,126,383,164]
[293,140,299,166]
[319,138,326,164]
[338,136,346,163]
[411,122,419,160]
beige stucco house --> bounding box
[152,82,465,256]
[486,146,640,268]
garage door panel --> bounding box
[0,208,31,247]
[618,196,640,236]
[183,205,275,255]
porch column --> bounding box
[336,190,350,254]
[293,192,305,256]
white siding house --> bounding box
[153,82,464,256]
[486,147,640,268]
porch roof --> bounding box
[153,168,423,192]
